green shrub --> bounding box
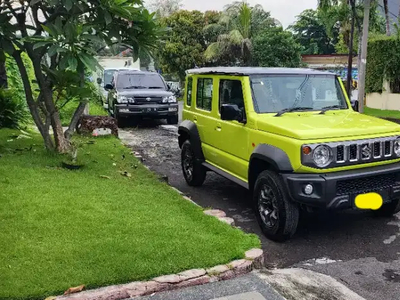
[0,88,29,129]
[366,35,400,94]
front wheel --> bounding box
[253,170,299,242]
[181,140,206,187]
[373,198,400,217]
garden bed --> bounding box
[0,129,259,300]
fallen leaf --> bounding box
[100,175,111,179]
[64,284,85,295]
[112,163,117,166]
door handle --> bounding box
[193,116,198,123]
[216,123,222,131]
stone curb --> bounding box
[55,248,263,300]
[54,208,263,300]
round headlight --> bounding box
[312,145,333,168]
[394,138,400,157]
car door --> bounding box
[192,76,220,164]
[212,78,250,181]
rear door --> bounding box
[191,76,220,164]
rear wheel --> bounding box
[167,115,179,125]
[373,198,400,217]
[181,140,206,187]
[254,170,299,242]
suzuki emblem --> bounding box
[362,144,371,158]
[146,97,151,101]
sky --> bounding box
[181,0,318,29]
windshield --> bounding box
[104,69,116,85]
[250,75,348,113]
[117,74,166,90]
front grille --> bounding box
[134,96,163,104]
[333,136,398,165]
[349,144,358,161]
[374,142,381,158]
[336,173,397,196]
[337,145,345,162]
[385,141,392,156]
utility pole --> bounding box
[346,0,356,98]
[357,0,371,113]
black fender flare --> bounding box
[248,144,293,191]
[249,144,293,172]
[178,120,205,160]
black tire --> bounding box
[253,170,299,242]
[372,198,400,217]
[167,115,179,125]
[181,140,206,187]
[115,111,127,128]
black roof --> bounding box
[186,67,335,76]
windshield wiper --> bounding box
[319,105,344,114]
[275,107,314,117]
[124,85,147,89]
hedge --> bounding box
[366,35,400,94]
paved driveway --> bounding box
[119,102,400,300]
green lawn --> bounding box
[364,107,400,119]
[0,129,259,300]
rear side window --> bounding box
[186,77,193,106]
[196,78,213,111]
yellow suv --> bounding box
[178,67,400,242]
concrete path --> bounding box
[133,269,365,300]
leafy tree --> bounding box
[157,10,208,82]
[252,27,302,68]
[0,0,162,152]
[204,1,277,66]
[317,0,385,54]
[148,0,183,18]
[289,9,339,54]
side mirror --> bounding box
[104,83,114,91]
[221,104,243,122]
[351,100,359,112]
[97,78,102,85]
[167,83,172,91]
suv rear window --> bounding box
[196,78,213,111]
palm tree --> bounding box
[383,0,391,35]
[204,1,277,66]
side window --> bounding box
[186,77,193,106]
[219,79,244,111]
[196,78,213,111]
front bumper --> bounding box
[116,104,178,118]
[282,163,400,209]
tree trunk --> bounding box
[0,50,7,88]
[12,51,54,150]
[64,102,87,140]
[29,52,70,153]
[64,63,87,140]
[383,0,391,36]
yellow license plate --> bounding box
[355,192,383,210]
